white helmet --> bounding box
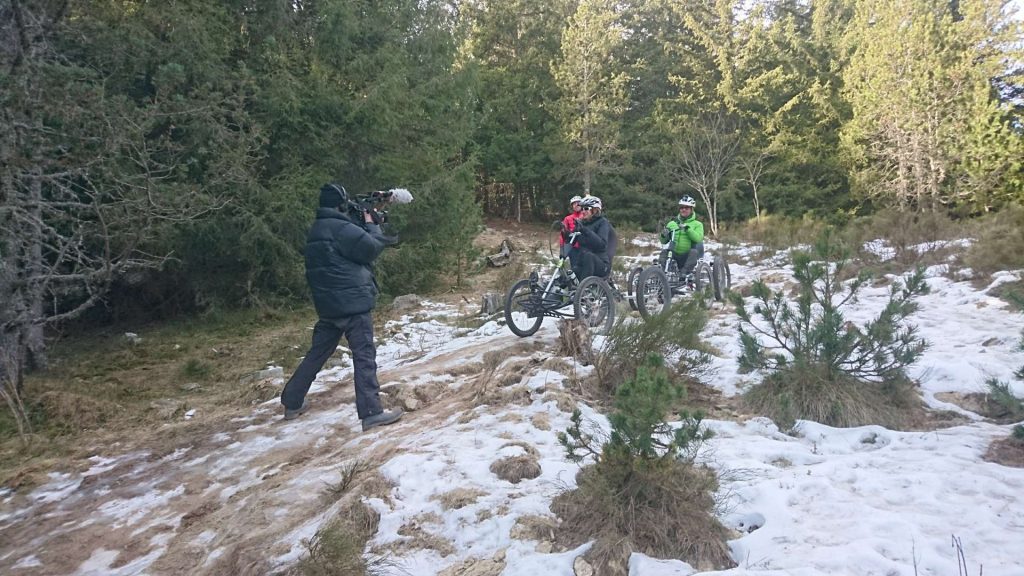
[580,196,602,210]
[678,195,696,207]
[570,195,583,205]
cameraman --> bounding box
[280,183,403,432]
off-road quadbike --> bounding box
[503,232,617,337]
[631,228,732,319]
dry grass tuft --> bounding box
[541,357,574,374]
[355,471,396,502]
[34,391,112,433]
[552,458,734,573]
[531,413,551,431]
[542,390,577,413]
[388,516,456,557]
[489,454,542,484]
[448,362,485,378]
[983,432,1024,468]
[743,369,925,431]
[433,487,487,510]
[498,440,540,457]
[509,514,558,543]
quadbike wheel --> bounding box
[636,266,671,320]
[712,254,731,301]
[626,266,643,311]
[574,276,616,335]
[504,279,543,337]
[693,261,715,309]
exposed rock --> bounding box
[239,366,284,385]
[391,294,422,312]
[149,399,187,419]
[573,556,594,576]
[437,549,507,576]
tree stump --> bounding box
[480,293,503,315]
[557,319,594,366]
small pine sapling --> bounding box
[731,228,929,386]
[559,354,711,465]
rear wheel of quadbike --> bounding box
[574,276,616,335]
[693,261,715,309]
[504,279,543,337]
[636,266,672,320]
[626,266,643,311]
[712,254,732,301]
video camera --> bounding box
[347,188,414,227]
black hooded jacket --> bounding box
[577,214,614,267]
[304,199,389,319]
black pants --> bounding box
[672,242,704,276]
[569,248,609,281]
[280,313,383,420]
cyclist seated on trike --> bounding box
[661,195,704,280]
[562,196,614,282]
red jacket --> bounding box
[559,212,581,247]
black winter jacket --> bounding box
[304,208,388,319]
[577,215,614,267]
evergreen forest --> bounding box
[2,0,1023,406]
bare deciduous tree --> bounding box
[738,148,771,224]
[669,112,741,236]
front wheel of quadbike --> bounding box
[504,279,543,337]
[574,276,616,335]
[712,254,732,301]
[626,266,643,311]
[693,261,715,309]
[636,266,672,320]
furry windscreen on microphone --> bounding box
[386,188,414,204]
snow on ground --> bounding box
[1,238,1023,576]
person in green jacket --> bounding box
[660,195,704,279]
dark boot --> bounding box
[361,409,404,432]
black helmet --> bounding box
[319,183,348,208]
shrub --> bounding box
[593,300,709,401]
[987,379,1024,421]
[1014,425,1024,442]
[844,210,963,272]
[721,213,827,252]
[553,355,733,573]
[963,205,1024,278]
[299,500,387,576]
[732,229,930,428]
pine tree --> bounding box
[840,0,1024,212]
[552,0,630,195]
